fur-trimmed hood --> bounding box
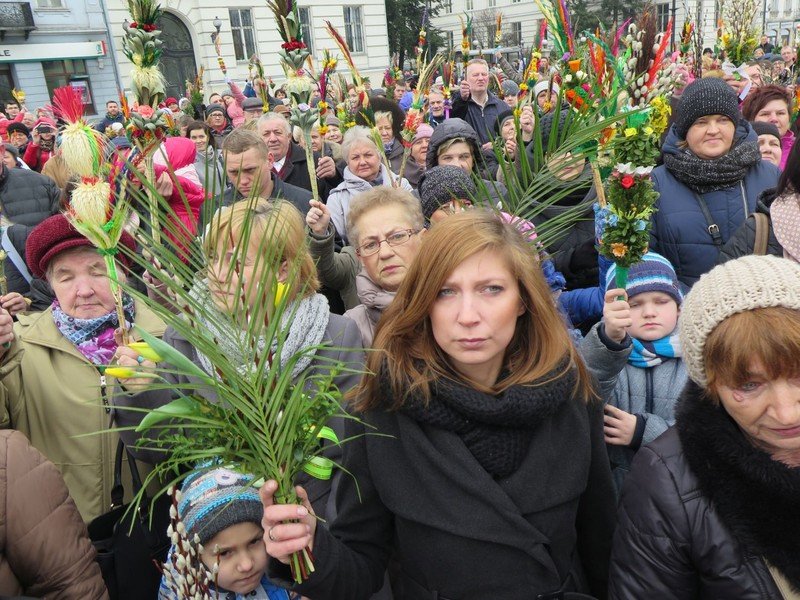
[676,381,800,591]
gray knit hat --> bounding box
[178,467,263,545]
[674,78,741,140]
[752,120,781,142]
[418,165,476,221]
[501,80,520,97]
[205,103,226,118]
[242,97,264,111]
[679,255,800,387]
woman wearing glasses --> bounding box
[306,186,425,345]
[263,210,616,599]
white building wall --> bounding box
[105,0,391,100]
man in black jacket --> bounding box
[256,113,342,202]
[451,58,505,148]
[0,144,61,301]
[203,129,312,228]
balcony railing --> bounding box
[0,2,35,40]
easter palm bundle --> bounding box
[109,183,361,584]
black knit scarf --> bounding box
[677,382,800,590]
[396,365,577,479]
[663,139,760,194]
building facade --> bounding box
[104,0,391,104]
[764,0,800,47]
[0,0,118,115]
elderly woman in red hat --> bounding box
[0,214,165,522]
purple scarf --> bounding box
[52,295,134,365]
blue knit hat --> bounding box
[605,252,682,306]
[178,467,263,545]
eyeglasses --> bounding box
[356,229,419,257]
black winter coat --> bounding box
[609,381,799,599]
[271,390,616,600]
[525,171,598,292]
[0,166,60,296]
[717,187,783,263]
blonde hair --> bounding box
[352,210,592,410]
[204,199,319,301]
[374,111,393,126]
[346,187,424,246]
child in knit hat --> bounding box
[159,467,291,600]
[580,252,688,494]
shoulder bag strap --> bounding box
[1,227,33,283]
[693,192,723,247]
[110,438,125,508]
[752,212,770,256]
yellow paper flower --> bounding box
[611,243,628,258]
[519,83,528,92]
[127,342,163,363]
[624,127,638,138]
[643,126,654,135]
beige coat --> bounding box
[0,430,108,599]
[0,302,165,522]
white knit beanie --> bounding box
[679,255,800,387]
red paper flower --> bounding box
[281,40,307,51]
[620,174,635,189]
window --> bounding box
[488,0,495,7]
[229,8,257,62]
[511,21,522,46]
[37,0,64,8]
[42,59,95,114]
[343,6,365,53]
[465,0,473,10]
[446,30,454,50]
[298,7,314,54]
[442,0,452,13]
[655,3,670,32]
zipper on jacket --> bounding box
[100,374,110,414]
[645,370,654,415]
[740,181,749,218]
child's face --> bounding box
[628,291,679,342]
[202,522,268,594]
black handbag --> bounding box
[87,439,171,600]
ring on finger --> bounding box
[268,526,277,542]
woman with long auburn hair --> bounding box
[260,210,616,600]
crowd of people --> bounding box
[0,33,798,600]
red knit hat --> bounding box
[25,214,136,279]
[33,117,57,131]
[165,97,178,106]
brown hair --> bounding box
[704,307,800,400]
[221,129,268,159]
[41,153,72,191]
[351,210,593,411]
[203,198,319,301]
[741,84,791,122]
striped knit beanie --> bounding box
[679,255,800,387]
[605,252,682,306]
[674,77,740,139]
[178,467,263,545]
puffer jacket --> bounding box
[0,302,166,522]
[580,323,686,493]
[0,165,61,296]
[718,187,784,262]
[0,431,108,599]
[327,164,413,245]
[649,121,779,287]
[609,382,796,599]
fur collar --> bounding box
[676,381,800,591]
